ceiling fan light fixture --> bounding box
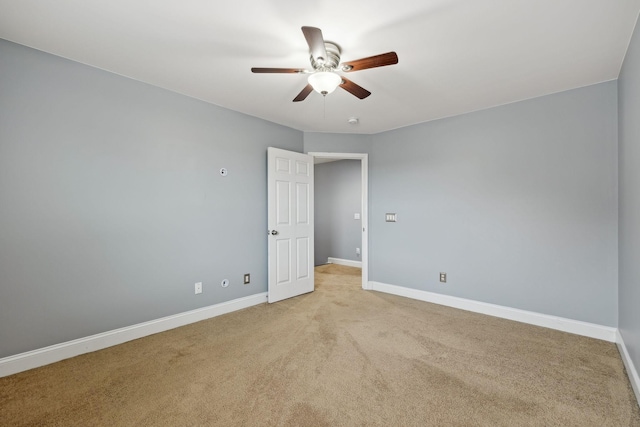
[308,71,342,95]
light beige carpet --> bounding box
[1,264,639,426]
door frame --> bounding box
[308,152,369,290]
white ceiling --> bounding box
[1,0,639,134]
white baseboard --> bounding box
[0,292,268,378]
[616,330,640,405]
[369,281,617,342]
[328,257,362,268]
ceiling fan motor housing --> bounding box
[310,42,341,71]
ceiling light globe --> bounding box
[308,72,342,95]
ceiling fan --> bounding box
[251,26,398,102]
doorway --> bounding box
[308,152,369,290]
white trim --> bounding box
[308,152,369,290]
[0,292,268,378]
[327,257,362,268]
[616,330,640,405]
[369,281,617,342]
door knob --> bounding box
[270,230,278,235]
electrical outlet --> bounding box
[244,273,250,284]
[439,273,447,283]
[195,282,203,294]
[356,248,360,256]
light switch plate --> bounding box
[354,213,361,220]
[385,213,397,222]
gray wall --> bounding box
[0,39,302,358]
[304,132,372,155]
[370,82,619,326]
[0,35,628,361]
[314,160,361,265]
[619,16,640,379]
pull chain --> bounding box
[323,95,326,119]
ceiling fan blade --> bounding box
[293,84,314,102]
[339,77,371,99]
[341,52,398,72]
[251,67,306,73]
[302,26,328,63]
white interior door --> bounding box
[267,147,314,303]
